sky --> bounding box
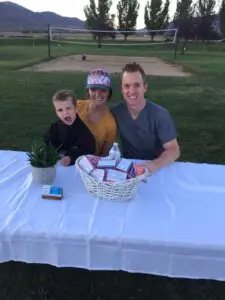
[0,0,178,29]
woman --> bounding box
[77,68,117,156]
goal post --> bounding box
[49,26,178,45]
[49,27,178,44]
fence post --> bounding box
[48,24,51,58]
[174,28,179,60]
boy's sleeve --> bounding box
[66,131,96,166]
[43,124,59,148]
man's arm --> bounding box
[140,138,180,173]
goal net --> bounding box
[49,27,178,47]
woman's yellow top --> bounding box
[77,100,117,155]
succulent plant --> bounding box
[27,141,60,168]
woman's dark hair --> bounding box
[86,87,112,100]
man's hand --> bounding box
[139,161,157,174]
[140,139,180,174]
[59,156,71,167]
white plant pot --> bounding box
[31,166,56,185]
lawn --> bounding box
[0,38,225,299]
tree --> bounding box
[158,0,170,27]
[144,0,170,40]
[219,0,225,38]
[173,0,196,53]
[84,0,113,46]
[196,0,217,40]
[117,0,140,41]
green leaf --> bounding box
[27,140,60,168]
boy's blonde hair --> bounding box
[52,90,76,106]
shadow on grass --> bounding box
[0,262,225,300]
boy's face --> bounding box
[53,97,77,125]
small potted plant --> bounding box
[27,141,60,184]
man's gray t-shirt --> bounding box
[112,101,177,160]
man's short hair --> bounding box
[52,90,76,106]
[121,62,146,83]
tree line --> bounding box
[84,0,225,42]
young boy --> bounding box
[44,90,95,166]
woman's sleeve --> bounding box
[101,115,117,155]
[105,118,117,144]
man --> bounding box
[112,62,180,174]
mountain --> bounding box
[0,1,85,32]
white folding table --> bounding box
[1,150,225,281]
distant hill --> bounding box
[0,1,85,32]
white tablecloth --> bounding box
[1,150,225,281]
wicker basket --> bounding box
[76,155,149,201]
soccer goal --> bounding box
[49,26,178,48]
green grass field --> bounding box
[1,37,225,299]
